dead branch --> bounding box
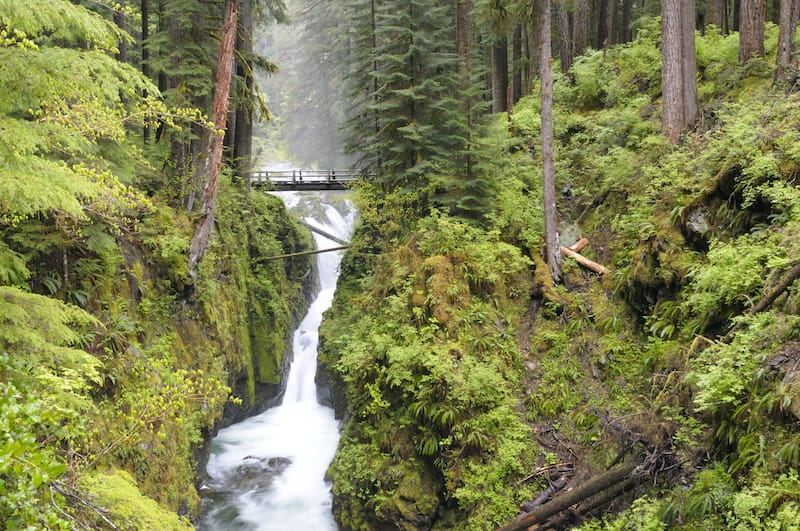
[568,238,589,253]
[521,475,570,512]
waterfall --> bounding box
[198,190,354,530]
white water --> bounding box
[198,191,354,530]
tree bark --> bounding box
[708,0,725,30]
[492,36,509,112]
[557,1,573,73]
[513,23,523,103]
[739,0,766,62]
[233,0,254,180]
[597,0,614,49]
[540,0,562,284]
[456,0,474,104]
[734,0,742,31]
[572,0,588,57]
[681,0,698,126]
[775,0,800,83]
[620,0,633,42]
[662,0,684,143]
[188,0,238,277]
[114,0,127,63]
[142,0,151,142]
[661,0,697,143]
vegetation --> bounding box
[0,1,311,528]
[314,10,800,531]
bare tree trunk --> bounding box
[142,0,151,143]
[492,36,509,112]
[527,0,543,91]
[557,1,573,73]
[114,0,127,63]
[775,0,800,83]
[572,0,588,56]
[662,0,685,143]
[682,0,698,126]
[597,0,609,49]
[513,24,523,103]
[708,0,725,30]
[734,0,743,31]
[621,0,633,42]
[740,0,767,62]
[234,0,254,180]
[540,0,562,283]
[188,0,238,277]
[456,0,474,101]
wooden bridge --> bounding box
[248,169,364,191]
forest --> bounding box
[1,0,800,529]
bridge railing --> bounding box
[248,169,365,187]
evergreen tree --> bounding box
[344,1,472,192]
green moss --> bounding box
[78,469,193,530]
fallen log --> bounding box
[496,461,639,531]
[521,475,569,512]
[560,246,610,275]
[544,474,639,529]
[568,237,589,253]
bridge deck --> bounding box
[248,169,361,191]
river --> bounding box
[197,190,354,530]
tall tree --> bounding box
[620,0,633,42]
[707,0,726,30]
[557,1,573,73]
[597,0,614,49]
[188,0,238,276]
[775,0,800,83]
[661,0,698,143]
[572,0,588,57]
[540,0,562,283]
[233,0,254,179]
[740,0,766,62]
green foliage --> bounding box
[0,381,70,530]
[320,202,536,528]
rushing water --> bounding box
[198,191,354,530]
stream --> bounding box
[197,190,354,530]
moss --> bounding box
[78,469,193,530]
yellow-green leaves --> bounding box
[0,0,122,51]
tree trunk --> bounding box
[661,0,697,143]
[233,0,254,180]
[557,1,573,73]
[114,1,127,63]
[540,0,562,284]
[708,0,725,30]
[188,0,238,277]
[456,0,474,103]
[572,0,588,56]
[597,0,614,49]
[775,0,800,83]
[142,0,151,142]
[734,0,743,31]
[621,0,633,42]
[740,0,766,62]
[513,24,523,103]
[492,36,509,112]
[681,0,698,126]
[527,0,543,91]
